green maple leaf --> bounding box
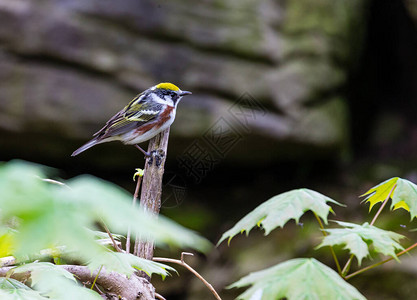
[0,160,210,273]
[218,189,343,245]
[59,175,211,253]
[89,230,123,242]
[0,289,48,300]
[12,262,101,300]
[317,221,405,265]
[390,178,417,219]
[0,278,31,291]
[229,258,366,300]
[362,177,417,219]
[88,251,175,279]
[361,177,399,211]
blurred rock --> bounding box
[0,0,368,167]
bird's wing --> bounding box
[123,93,164,122]
[93,93,164,139]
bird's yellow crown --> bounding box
[155,82,180,91]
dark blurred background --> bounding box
[2,0,417,299]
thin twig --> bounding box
[126,174,142,254]
[181,252,194,263]
[345,241,417,280]
[313,212,342,275]
[93,284,104,295]
[342,184,397,276]
[153,252,222,300]
[102,222,123,253]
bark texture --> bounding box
[134,128,170,260]
[0,265,155,300]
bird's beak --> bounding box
[180,90,192,96]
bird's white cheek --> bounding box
[164,95,174,106]
[151,93,166,105]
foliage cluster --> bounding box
[219,178,417,299]
[0,160,209,299]
[0,160,416,300]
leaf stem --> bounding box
[342,184,397,277]
[126,174,142,254]
[153,252,222,300]
[102,221,123,252]
[345,241,417,280]
[313,213,342,275]
[370,184,397,226]
[90,265,103,290]
[341,255,354,276]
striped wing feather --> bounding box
[93,93,164,139]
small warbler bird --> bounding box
[72,82,191,157]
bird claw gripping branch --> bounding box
[147,149,165,167]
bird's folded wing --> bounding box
[93,102,164,138]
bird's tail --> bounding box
[71,138,101,156]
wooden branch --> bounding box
[0,265,155,300]
[134,128,170,260]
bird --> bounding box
[71,82,191,157]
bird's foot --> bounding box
[147,149,165,167]
[134,145,151,158]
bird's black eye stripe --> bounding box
[156,89,176,97]
[155,89,180,103]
